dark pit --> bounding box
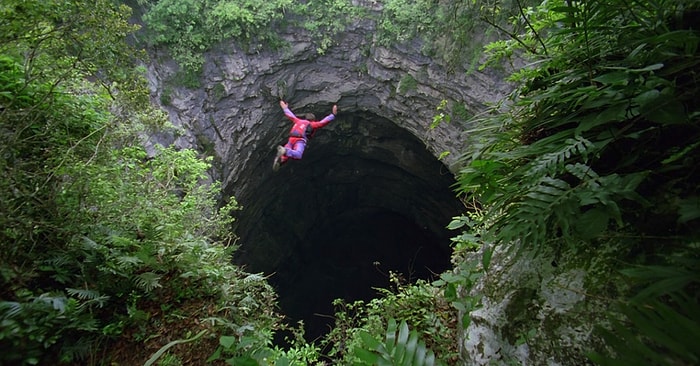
[232,110,464,341]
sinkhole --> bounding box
[232,110,465,341]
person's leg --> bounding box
[273,144,286,171]
[286,140,306,160]
[280,141,294,163]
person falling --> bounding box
[273,100,338,171]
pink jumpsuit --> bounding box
[280,107,335,163]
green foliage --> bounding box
[377,0,540,67]
[293,0,366,54]
[0,293,98,365]
[453,0,700,363]
[589,246,700,365]
[320,214,490,365]
[0,1,283,364]
[353,318,438,366]
[323,274,460,365]
[172,67,203,89]
[452,102,471,123]
[161,85,174,105]
[398,73,418,94]
[0,0,150,118]
[144,329,208,366]
[438,214,489,332]
[377,0,438,45]
[431,100,451,129]
[138,0,364,79]
[206,320,320,365]
[430,99,477,130]
[458,0,700,249]
[141,0,293,72]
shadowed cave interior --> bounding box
[232,110,466,342]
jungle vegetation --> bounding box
[1,0,698,365]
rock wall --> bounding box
[144,19,511,199]
[458,246,607,365]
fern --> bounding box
[524,136,597,180]
[493,176,573,245]
[494,167,649,246]
[565,162,599,182]
[354,318,438,366]
[590,251,700,365]
[59,337,95,364]
[0,301,22,318]
[116,255,143,268]
[66,288,110,308]
[133,272,163,292]
[456,2,700,364]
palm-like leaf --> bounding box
[354,319,438,366]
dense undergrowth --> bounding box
[2,0,699,365]
[0,1,284,365]
[455,0,700,364]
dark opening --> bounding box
[274,208,451,340]
[232,111,464,342]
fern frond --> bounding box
[243,273,265,284]
[66,288,102,301]
[117,255,143,268]
[43,253,73,267]
[81,235,102,250]
[354,319,437,366]
[525,136,596,180]
[519,177,573,239]
[66,288,110,308]
[592,278,700,364]
[527,176,571,201]
[133,272,162,291]
[0,301,22,318]
[60,337,95,364]
[565,162,599,182]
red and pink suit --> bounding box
[279,107,335,163]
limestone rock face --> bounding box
[458,246,606,365]
[146,20,510,197]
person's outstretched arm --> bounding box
[280,100,300,122]
[312,105,338,129]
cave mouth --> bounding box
[273,207,453,342]
[232,110,465,342]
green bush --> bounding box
[140,0,293,72]
[322,274,460,365]
[0,54,281,361]
[293,0,367,54]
